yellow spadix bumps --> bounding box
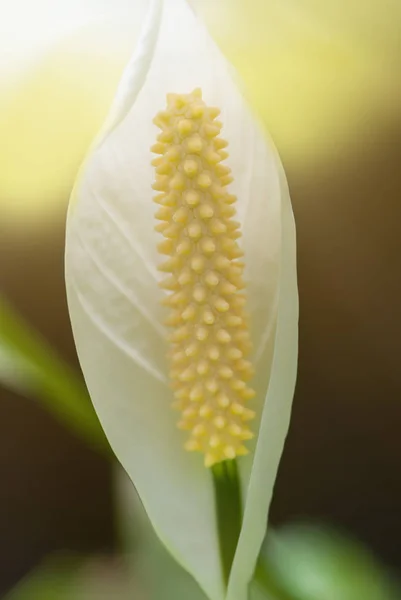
[151,89,255,467]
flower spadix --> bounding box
[152,89,255,467]
[65,1,298,599]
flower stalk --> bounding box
[212,460,243,587]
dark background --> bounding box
[1,119,401,595]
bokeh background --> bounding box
[1,0,401,596]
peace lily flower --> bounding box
[66,1,298,599]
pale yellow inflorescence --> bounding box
[151,88,255,468]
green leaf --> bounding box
[3,556,81,600]
[250,580,276,600]
[0,296,107,452]
[3,555,135,600]
[261,523,400,600]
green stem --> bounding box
[211,459,242,587]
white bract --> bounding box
[65,1,298,599]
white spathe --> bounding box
[65,1,298,599]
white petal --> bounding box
[117,469,209,600]
[66,0,297,598]
[228,163,298,600]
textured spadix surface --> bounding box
[152,89,255,467]
[65,1,298,599]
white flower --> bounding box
[65,1,298,599]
